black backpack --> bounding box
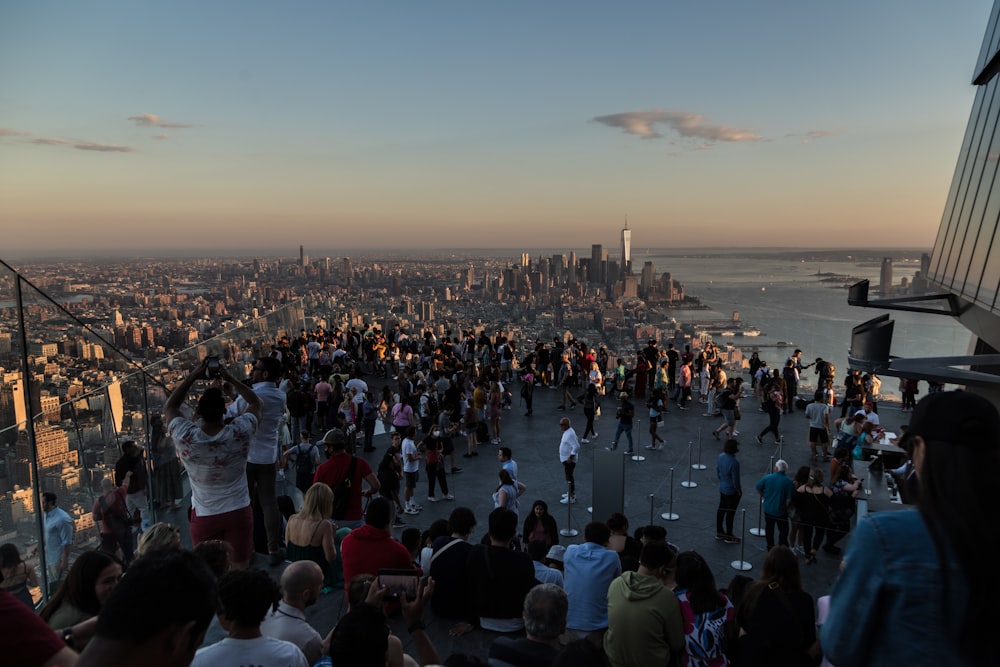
[331,456,358,519]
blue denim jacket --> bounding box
[821,508,969,666]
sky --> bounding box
[0,1,995,254]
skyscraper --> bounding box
[621,219,632,275]
[880,257,893,296]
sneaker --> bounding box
[712,430,720,440]
[716,532,726,541]
[444,494,455,500]
[559,496,577,504]
[427,496,439,503]
[644,444,657,450]
[451,467,463,474]
[755,435,764,445]
[624,450,634,455]
[605,446,615,451]
[561,492,570,498]
[725,535,742,544]
[792,546,805,555]
[591,432,598,438]
[580,438,590,444]
[733,430,740,436]
[268,548,286,566]
[404,507,420,515]
[678,406,688,411]
[410,503,423,511]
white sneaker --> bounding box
[444,494,455,500]
[410,503,423,511]
[560,496,577,504]
[561,492,570,498]
[580,438,590,444]
[404,507,420,515]
[592,432,598,438]
[427,496,439,503]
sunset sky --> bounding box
[0,1,993,254]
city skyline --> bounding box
[1,1,992,252]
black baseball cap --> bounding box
[901,391,1000,449]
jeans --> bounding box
[717,493,740,535]
[612,423,633,451]
[427,462,448,497]
[246,462,281,554]
[759,407,781,441]
[289,414,308,442]
[563,460,576,497]
[764,512,790,549]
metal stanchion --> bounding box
[560,481,578,537]
[750,454,773,536]
[649,494,655,526]
[692,426,706,470]
[661,468,679,521]
[730,509,753,571]
[631,418,646,462]
[681,442,698,488]
[777,437,783,461]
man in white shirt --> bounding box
[401,428,423,515]
[260,561,325,665]
[192,568,308,667]
[856,402,881,427]
[558,418,580,504]
[226,356,287,566]
[498,446,519,483]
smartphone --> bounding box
[206,356,221,379]
[378,568,418,601]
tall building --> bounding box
[621,219,632,275]
[879,258,893,296]
[567,251,577,284]
[299,245,306,267]
[591,245,605,284]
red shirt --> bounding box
[313,453,373,521]
[1,589,66,664]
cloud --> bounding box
[128,113,193,129]
[0,128,31,137]
[74,142,135,152]
[786,129,841,144]
[33,136,134,152]
[592,110,762,143]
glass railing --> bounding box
[0,259,303,604]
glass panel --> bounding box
[933,86,989,285]
[943,82,996,288]
[957,78,1000,297]
[0,258,305,605]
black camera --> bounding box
[206,356,222,379]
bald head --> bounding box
[281,560,324,606]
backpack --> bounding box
[294,443,318,490]
[330,456,359,519]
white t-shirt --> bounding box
[192,635,308,667]
[169,414,257,516]
[856,409,880,427]
[402,437,420,473]
[805,402,831,430]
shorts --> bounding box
[809,427,830,443]
[189,504,254,565]
[442,439,454,455]
[721,409,736,426]
[404,471,419,489]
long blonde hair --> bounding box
[299,483,334,520]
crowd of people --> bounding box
[5,322,997,666]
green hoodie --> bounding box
[604,571,685,667]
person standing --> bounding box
[165,357,262,569]
[677,359,693,410]
[558,418,580,505]
[754,460,795,550]
[609,391,636,454]
[225,356,287,566]
[716,439,742,543]
[401,427,423,515]
[360,391,379,452]
[804,390,832,462]
[42,492,74,592]
[114,441,150,532]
